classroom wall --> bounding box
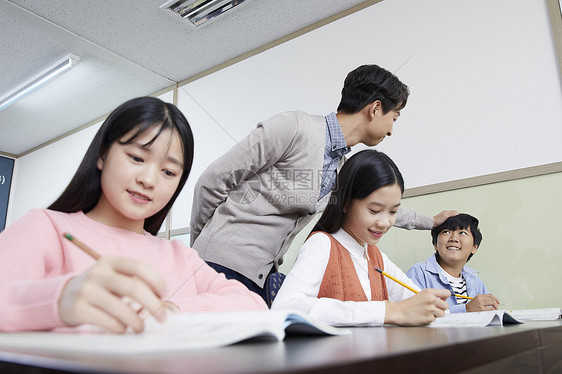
[9,0,562,227]
[5,0,562,310]
[280,171,562,310]
[171,0,562,227]
[7,90,174,224]
[384,172,562,310]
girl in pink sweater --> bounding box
[0,97,266,333]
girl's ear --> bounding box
[97,153,105,171]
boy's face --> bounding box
[434,227,478,267]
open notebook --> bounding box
[507,308,561,321]
[429,310,524,327]
[0,310,348,355]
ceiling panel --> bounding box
[0,0,374,156]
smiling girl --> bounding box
[0,97,266,333]
[272,150,449,326]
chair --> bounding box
[264,272,286,308]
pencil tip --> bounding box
[375,268,383,273]
[64,233,73,241]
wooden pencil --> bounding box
[64,232,101,260]
[374,268,473,300]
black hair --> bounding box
[48,96,194,235]
[431,213,482,262]
[337,64,410,114]
[312,149,404,234]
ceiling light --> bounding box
[161,0,248,27]
[0,54,79,112]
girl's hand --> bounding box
[465,294,500,312]
[385,288,450,326]
[58,257,168,333]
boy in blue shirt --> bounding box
[407,214,500,313]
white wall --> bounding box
[9,124,101,223]
[8,0,562,235]
[8,91,174,225]
[177,0,562,194]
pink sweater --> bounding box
[0,209,267,332]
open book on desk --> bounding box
[507,308,561,321]
[429,310,523,327]
[0,310,348,355]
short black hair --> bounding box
[337,64,409,114]
[431,213,482,262]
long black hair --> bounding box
[312,149,404,234]
[49,96,194,235]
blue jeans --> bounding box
[206,262,274,302]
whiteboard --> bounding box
[177,0,562,191]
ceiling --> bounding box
[0,0,377,157]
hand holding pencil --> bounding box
[59,233,168,333]
[375,268,450,325]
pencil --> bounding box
[453,294,474,300]
[375,267,418,294]
[64,232,101,260]
[374,268,473,300]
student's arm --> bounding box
[464,280,500,312]
[0,210,169,333]
[172,251,268,312]
[383,254,449,325]
[394,208,459,230]
[58,257,168,333]
[465,294,501,312]
[190,115,299,245]
[272,233,389,326]
[0,210,81,332]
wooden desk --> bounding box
[0,321,560,374]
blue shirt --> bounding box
[319,112,351,200]
[406,254,489,313]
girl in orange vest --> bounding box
[272,150,450,326]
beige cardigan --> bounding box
[190,111,432,287]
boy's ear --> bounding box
[471,245,478,254]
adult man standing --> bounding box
[191,64,456,299]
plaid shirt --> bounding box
[319,112,350,200]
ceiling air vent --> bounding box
[161,0,248,27]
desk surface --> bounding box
[0,320,561,374]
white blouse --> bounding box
[272,229,421,326]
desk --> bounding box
[0,321,560,374]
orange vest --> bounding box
[316,232,388,302]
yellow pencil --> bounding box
[374,268,473,300]
[375,267,418,294]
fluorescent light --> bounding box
[0,54,79,112]
[161,0,248,27]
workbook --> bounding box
[507,308,561,321]
[0,310,348,355]
[429,310,523,327]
